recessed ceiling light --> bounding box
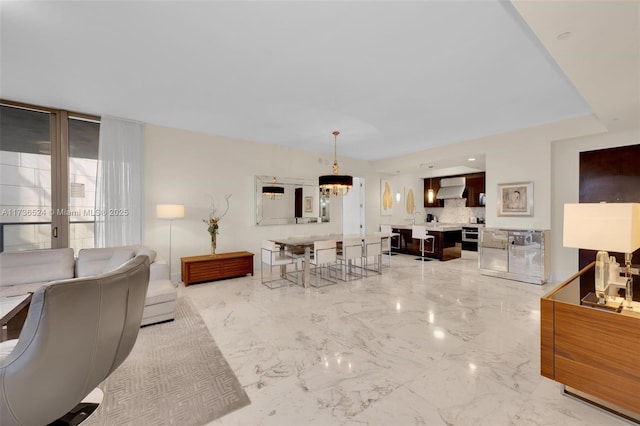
[556,32,571,40]
[468,157,476,162]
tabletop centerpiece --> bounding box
[202,194,231,256]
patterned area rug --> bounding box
[86,298,250,425]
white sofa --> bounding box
[0,246,177,326]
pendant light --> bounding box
[262,177,285,199]
[319,130,353,196]
[427,177,435,203]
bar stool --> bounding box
[412,225,435,261]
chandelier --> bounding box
[262,177,284,199]
[319,131,353,196]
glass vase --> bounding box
[595,250,609,303]
[210,234,217,256]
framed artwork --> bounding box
[406,188,415,215]
[497,181,533,216]
[380,179,393,215]
[304,196,313,213]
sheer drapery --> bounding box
[95,116,144,247]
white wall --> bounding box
[483,136,552,230]
[144,124,379,279]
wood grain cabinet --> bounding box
[181,251,254,286]
[391,228,461,261]
[541,261,640,422]
[424,178,442,207]
[423,172,485,208]
[464,172,486,207]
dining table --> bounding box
[270,232,397,287]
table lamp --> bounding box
[156,204,185,280]
[563,203,640,308]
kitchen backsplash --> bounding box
[424,198,485,223]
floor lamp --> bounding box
[156,204,185,281]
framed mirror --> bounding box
[255,176,330,225]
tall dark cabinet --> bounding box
[578,144,640,299]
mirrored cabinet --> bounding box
[479,228,550,284]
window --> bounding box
[0,101,100,252]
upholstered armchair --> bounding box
[0,255,150,426]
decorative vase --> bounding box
[210,234,217,256]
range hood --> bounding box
[436,177,466,199]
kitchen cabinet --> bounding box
[423,178,442,207]
[464,172,485,207]
[423,172,485,208]
[391,227,461,261]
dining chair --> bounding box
[337,236,364,281]
[305,239,338,287]
[380,225,394,268]
[261,240,299,288]
[363,236,382,276]
[412,225,435,261]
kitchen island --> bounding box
[390,224,463,261]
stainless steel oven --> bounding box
[461,226,479,252]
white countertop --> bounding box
[389,223,483,232]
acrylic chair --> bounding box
[305,239,338,287]
[336,236,364,281]
[362,236,382,276]
[261,240,299,288]
[412,225,435,261]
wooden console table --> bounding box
[541,261,640,422]
[181,251,254,286]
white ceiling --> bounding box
[1,1,638,170]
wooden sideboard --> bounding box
[541,261,640,422]
[181,251,254,286]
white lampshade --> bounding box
[563,203,640,254]
[156,204,185,220]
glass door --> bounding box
[0,104,53,252]
[0,102,100,252]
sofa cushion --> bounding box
[104,249,136,273]
[0,248,74,286]
[76,248,135,277]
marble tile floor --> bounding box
[179,254,631,426]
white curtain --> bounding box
[95,116,144,247]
